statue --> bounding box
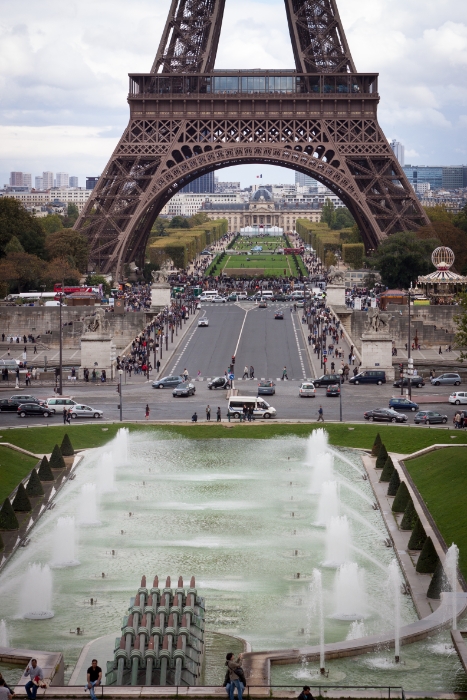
[151,264,171,286]
[328,265,345,284]
[365,307,393,333]
[81,307,110,335]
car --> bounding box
[70,405,103,418]
[389,397,419,412]
[17,403,52,418]
[430,373,461,386]
[172,382,196,397]
[200,250,212,255]
[258,300,268,308]
[44,397,77,413]
[227,294,238,301]
[296,300,305,308]
[10,394,44,405]
[449,391,467,405]
[198,318,209,327]
[236,293,248,300]
[393,377,425,389]
[152,375,185,389]
[299,382,316,397]
[349,370,386,385]
[364,408,408,423]
[274,312,284,319]
[414,410,448,425]
[211,295,226,303]
[208,376,229,390]
[312,374,341,388]
[326,384,340,397]
[275,294,287,301]
[0,399,22,412]
[257,380,275,396]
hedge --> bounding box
[371,433,382,457]
[12,483,32,512]
[49,444,66,470]
[150,220,228,269]
[408,517,427,550]
[0,498,19,530]
[60,434,74,457]
[375,444,388,469]
[0,533,3,550]
[427,560,451,600]
[400,497,417,530]
[416,536,439,574]
[387,467,400,496]
[342,243,364,269]
[26,469,44,497]
[380,455,395,482]
[38,455,55,482]
[392,481,410,513]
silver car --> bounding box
[70,404,103,419]
[431,373,461,386]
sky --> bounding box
[1,0,467,189]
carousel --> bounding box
[416,247,467,304]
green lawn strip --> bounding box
[1,422,467,455]
[404,447,467,580]
[0,446,39,502]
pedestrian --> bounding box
[225,653,243,700]
[192,411,198,422]
[249,365,254,379]
[242,404,248,421]
[25,659,43,700]
[145,404,150,420]
[33,345,37,354]
[85,659,102,700]
[183,368,189,381]
[297,687,315,700]
[242,365,249,380]
[216,406,221,422]
[156,360,161,373]
[0,676,13,698]
[248,405,254,422]
[317,405,324,422]
[206,405,211,421]
[282,366,288,380]
[439,346,442,354]
[66,408,72,424]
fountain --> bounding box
[315,481,339,527]
[305,429,328,466]
[310,569,326,674]
[388,559,401,662]
[346,620,366,640]
[20,563,54,619]
[78,483,101,526]
[310,453,334,494]
[445,543,459,630]
[0,619,9,646]
[323,516,351,567]
[112,427,129,466]
[50,517,80,567]
[332,562,367,620]
[97,452,116,493]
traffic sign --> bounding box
[229,373,234,380]
[323,350,327,355]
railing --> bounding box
[129,72,378,98]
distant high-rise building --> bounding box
[86,176,100,190]
[295,171,318,188]
[22,173,32,188]
[69,176,79,188]
[10,172,23,186]
[56,172,69,187]
[42,171,54,189]
[35,176,44,190]
[181,172,215,194]
[390,140,405,167]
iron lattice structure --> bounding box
[75,0,429,276]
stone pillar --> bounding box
[360,332,395,380]
[151,283,171,312]
[326,284,345,307]
[80,333,114,375]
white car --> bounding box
[299,382,316,397]
[237,293,248,300]
[70,405,103,419]
[449,391,467,405]
[211,296,226,303]
[198,318,209,327]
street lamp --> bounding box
[338,368,343,422]
[58,290,64,396]
[407,290,413,401]
[118,369,123,422]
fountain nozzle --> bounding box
[395,655,400,664]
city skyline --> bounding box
[1,0,466,188]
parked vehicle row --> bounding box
[363,407,448,424]
[0,393,102,418]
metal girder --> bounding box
[152,0,226,73]
[284,0,356,73]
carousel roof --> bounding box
[418,268,467,284]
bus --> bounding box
[6,292,57,302]
[53,284,97,294]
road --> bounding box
[0,302,460,427]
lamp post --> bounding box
[407,290,413,401]
[338,368,343,422]
[58,290,64,396]
[118,369,123,422]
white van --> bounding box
[227,396,277,419]
[199,291,218,301]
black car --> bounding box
[0,399,22,412]
[414,410,448,425]
[393,377,425,389]
[208,377,229,390]
[152,375,185,389]
[389,397,419,412]
[312,374,342,388]
[364,407,408,423]
[172,382,196,397]
[274,312,284,320]
[257,380,275,396]
[17,403,52,418]
[326,384,340,397]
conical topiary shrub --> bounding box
[392,481,410,513]
[0,532,4,550]
[427,560,451,600]
[12,483,32,513]
[0,498,19,530]
[60,433,74,457]
[38,455,54,482]
[371,433,382,457]
[408,517,427,550]
[375,443,388,469]
[380,455,395,482]
[25,469,44,497]
[400,497,417,530]
[49,444,66,470]
[387,467,400,496]
[416,536,439,574]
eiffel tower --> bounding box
[75,0,429,277]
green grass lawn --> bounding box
[231,236,285,251]
[404,447,467,579]
[223,253,298,277]
[0,446,39,502]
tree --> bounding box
[38,455,54,482]
[4,236,24,254]
[0,198,46,258]
[334,208,355,230]
[169,215,190,229]
[86,274,111,296]
[321,199,336,228]
[417,221,467,274]
[454,293,467,362]
[375,443,388,469]
[39,214,63,234]
[0,251,44,292]
[49,444,66,470]
[387,467,400,496]
[143,262,159,283]
[366,231,438,289]
[379,455,395,482]
[12,483,32,512]
[453,203,467,234]
[392,481,410,512]
[324,250,337,267]
[60,434,74,457]
[45,229,89,271]
[26,469,44,497]
[0,498,19,530]
[427,560,450,600]
[400,497,417,530]
[416,536,439,574]
[188,212,210,228]
[424,204,454,224]
[43,258,81,289]
[408,517,427,550]
[371,433,382,456]
[63,203,80,228]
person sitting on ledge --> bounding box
[298,686,315,700]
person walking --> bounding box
[249,365,254,379]
[183,368,189,381]
[66,408,72,425]
[25,659,43,700]
[156,359,161,373]
[206,405,211,421]
[242,366,249,380]
[317,405,324,422]
[225,653,243,700]
[216,406,221,422]
[192,411,198,422]
[33,345,37,354]
[282,366,288,380]
[85,659,102,700]
[62,407,67,425]
[145,404,150,420]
